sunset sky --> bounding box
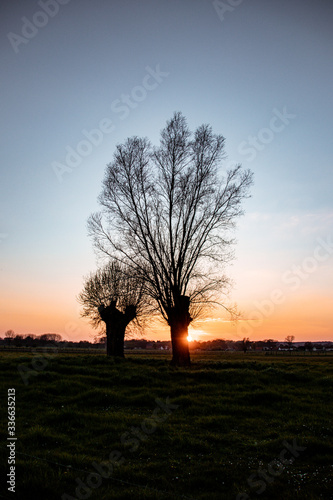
[1,0,332,343]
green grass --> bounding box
[0,352,332,499]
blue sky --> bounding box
[1,0,332,341]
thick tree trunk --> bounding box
[105,322,113,356]
[99,302,136,358]
[105,323,125,358]
[170,322,191,367]
[113,325,126,358]
[113,305,136,358]
[169,295,191,367]
[99,303,117,357]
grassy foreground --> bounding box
[0,351,332,500]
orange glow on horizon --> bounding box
[1,291,332,343]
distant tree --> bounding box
[263,339,277,350]
[88,112,253,366]
[4,330,15,345]
[95,336,106,344]
[78,261,145,357]
[242,337,251,353]
[304,341,313,352]
[39,333,62,343]
[13,334,23,347]
[285,335,295,350]
[24,335,36,347]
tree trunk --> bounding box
[169,295,191,367]
[113,324,126,358]
[105,322,113,356]
[113,306,136,357]
[99,302,137,358]
[170,322,191,367]
[106,322,125,358]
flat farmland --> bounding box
[0,352,332,499]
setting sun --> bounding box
[187,334,193,342]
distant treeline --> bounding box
[0,333,332,352]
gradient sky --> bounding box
[1,0,332,342]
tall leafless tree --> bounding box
[78,261,145,357]
[88,112,253,366]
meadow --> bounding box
[0,351,332,500]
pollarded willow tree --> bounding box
[78,261,145,357]
[88,112,253,366]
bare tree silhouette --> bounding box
[5,329,15,339]
[78,261,145,357]
[242,337,251,353]
[285,335,295,351]
[88,112,253,366]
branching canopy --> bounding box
[77,261,145,330]
[88,112,253,324]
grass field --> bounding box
[0,351,332,500]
